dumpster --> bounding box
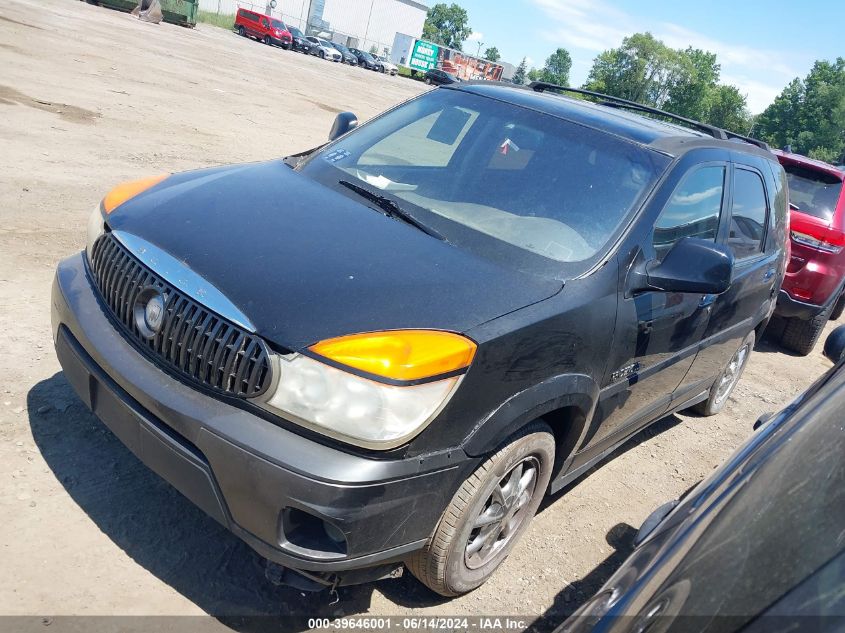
[94,0,198,27]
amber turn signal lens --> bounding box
[102,174,168,214]
[309,330,477,382]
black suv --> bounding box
[51,82,787,597]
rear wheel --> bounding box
[407,422,554,596]
[237,25,245,36]
[692,330,755,416]
[780,303,832,356]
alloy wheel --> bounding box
[714,343,750,405]
[465,456,539,569]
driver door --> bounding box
[587,162,729,449]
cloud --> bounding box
[528,0,808,112]
[467,31,484,42]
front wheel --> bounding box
[407,422,554,596]
[692,330,755,416]
[425,77,432,84]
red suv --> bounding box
[769,149,845,354]
[235,9,292,49]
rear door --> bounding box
[682,155,780,395]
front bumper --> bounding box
[270,36,291,47]
[51,252,472,577]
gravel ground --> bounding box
[0,0,838,628]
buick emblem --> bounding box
[134,287,166,339]
[144,294,165,332]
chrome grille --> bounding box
[89,232,272,398]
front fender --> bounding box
[462,374,599,464]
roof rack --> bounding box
[529,81,769,151]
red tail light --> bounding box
[790,228,844,254]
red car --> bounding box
[769,149,845,354]
[234,9,292,49]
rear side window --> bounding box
[653,166,725,259]
[730,168,768,260]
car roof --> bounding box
[446,82,775,160]
[773,149,845,181]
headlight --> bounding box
[86,203,105,261]
[261,330,476,449]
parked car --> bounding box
[306,36,341,61]
[374,55,398,75]
[767,149,845,354]
[234,9,292,49]
[52,82,786,598]
[348,47,379,70]
[330,42,358,66]
[425,68,460,85]
[558,324,845,633]
[287,26,311,54]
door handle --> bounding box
[699,294,717,308]
[763,268,776,281]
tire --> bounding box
[406,422,554,597]
[692,330,755,416]
[425,77,432,85]
[319,50,325,59]
[831,293,845,321]
[263,35,271,45]
[237,26,245,37]
[780,304,832,356]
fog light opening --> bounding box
[281,507,348,557]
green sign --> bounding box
[409,40,439,71]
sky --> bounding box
[454,0,845,113]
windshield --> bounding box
[298,89,668,276]
[270,19,285,29]
[783,164,842,222]
[289,27,303,37]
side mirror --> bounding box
[632,238,734,295]
[328,112,358,141]
[823,325,845,364]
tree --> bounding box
[533,48,572,86]
[705,84,751,133]
[664,48,720,121]
[527,67,543,83]
[755,58,845,160]
[512,57,527,85]
[584,32,683,107]
[422,3,472,51]
[483,46,500,62]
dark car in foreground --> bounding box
[52,82,786,597]
[425,68,460,85]
[767,149,845,355]
[559,325,845,633]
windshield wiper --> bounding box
[338,180,445,241]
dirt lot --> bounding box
[0,0,838,627]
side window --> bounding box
[730,168,768,260]
[261,18,268,27]
[653,165,725,260]
[358,106,478,168]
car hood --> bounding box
[105,161,562,351]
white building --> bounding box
[199,0,429,57]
